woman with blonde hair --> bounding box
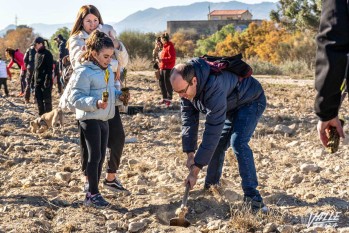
[61,4,129,194]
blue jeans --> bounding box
[205,93,266,200]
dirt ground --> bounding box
[0,71,349,233]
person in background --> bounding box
[68,30,122,208]
[158,32,176,107]
[62,4,129,193]
[54,34,69,75]
[170,58,268,213]
[23,45,37,103]
[33,37,53,115]
[52,60,62,94]
[0,56,10,97]
[315,0,348,146]
[152,37,162,80]
[5,48,26,97]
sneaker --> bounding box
[243,196,268,213]
[84,193,110,208]
[103,178,129,193]
[18,92,24,97]
[83,181,89,193]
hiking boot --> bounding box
[243,196,268,213]
[84,193,110,208]
[82,181,89,193]
[103,178,129,193]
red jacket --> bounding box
[7,50,26,74]
[159,41,176,70]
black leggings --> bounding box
[80,107,125,174]
[159,69,173,100]
[0,79,9,96]
[79,119,109,195]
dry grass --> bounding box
[127,56,152,71]
[229,204,286,232]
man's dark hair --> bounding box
[171,63,195,84]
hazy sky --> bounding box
[0,0,278,29]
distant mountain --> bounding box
[0,1,277,37]
[0,24,16,36]
[30,23,73,38]
[114,1,277,33]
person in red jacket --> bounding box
[159,33,176,107]
[5,48,27,97]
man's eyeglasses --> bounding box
[174,82,190,94]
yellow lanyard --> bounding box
[104,69,110,90]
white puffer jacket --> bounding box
[0,61,8,78]
[60,24,128,110]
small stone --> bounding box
[128,159,138,166]
[140,218,151,225]
[207,220,222,230]
[123,212,133,219]
[304,193,315,199]
[157,173,170,182]
[223,189,240,202]
[334,165,341,172]
[128,222,146,232]
[160,116,166,122]
[107,222,118,231]
[263,223,277,233]
[27,210,35,217]
[69,186,81,193]
[55,172,72,182]
[286,141,299,147]
[277,225,294,233]
[290,174,303,184]
[125,137,138,143]
[274,124,294,135]
[300,163,319,173]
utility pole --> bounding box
[208,5,211,20]
[15,15,18,28]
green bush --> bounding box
[119,31,156,60]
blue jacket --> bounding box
[68,61,121,121]
[181,58,264,166]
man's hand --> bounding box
[185,165,200,189]
[317,116,345,147]
[186,152,195,170]
[97,100,108,109]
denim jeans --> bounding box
[205,93,266,200]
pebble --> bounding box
[263,222,277,233]
[300,163,319,173]
[207,220,222,230]
[128,222,146,232]
[55,172,72,182]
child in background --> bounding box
[0,57,10,97]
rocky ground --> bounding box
[0,71,349,233]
